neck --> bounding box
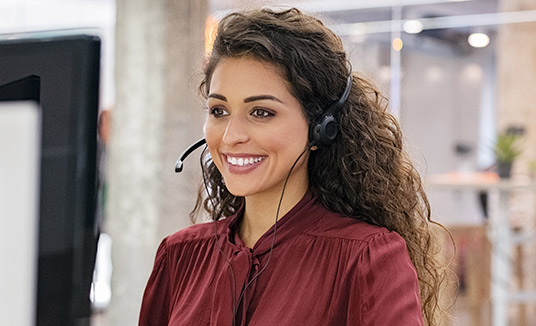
[239,181,308,248]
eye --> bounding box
[209,106,228,118]
[251,108,274,118]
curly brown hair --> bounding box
[192,7,449,325]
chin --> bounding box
[225,187,254,198]
[223,181,264,198]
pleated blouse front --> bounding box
[139,192,423,326]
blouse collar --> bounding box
[225,190,325,256]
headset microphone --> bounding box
[174,138,207,173]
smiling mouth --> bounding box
[226,155,265,167]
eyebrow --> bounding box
[208,93,227,101]
[244,95,283,103]
[207,93,283,104]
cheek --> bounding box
[269,121,309,149]
[204,119,221,142]
[204,122,222,160]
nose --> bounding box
[222,115,250,145]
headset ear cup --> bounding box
[310,123,321,146]
[310,115,338,147]
[320,115,338,145]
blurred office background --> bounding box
[1,0,535,325]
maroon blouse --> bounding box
[139,192,423,325]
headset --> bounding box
[309,75,353,147]
[174,74,352,172]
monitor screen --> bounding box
[0,101,41,326]
[0,31,101,326]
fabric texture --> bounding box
[139,191,423,326]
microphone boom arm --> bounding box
[174,138,206,173]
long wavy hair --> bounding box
[192,7,449,325]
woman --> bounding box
[140,7,446,326]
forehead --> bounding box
[209,57,291,95]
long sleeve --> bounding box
[139,238,171,326]
[355,232,423,326]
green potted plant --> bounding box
[494,131,522,178]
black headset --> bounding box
[309,75,353,147]
[175,75,353,172]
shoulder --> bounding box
[305,207,403,244]
[164,218,229,248]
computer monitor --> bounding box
[0,31,101,326]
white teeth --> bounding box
[227,156,264,166]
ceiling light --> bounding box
[392,37,403,51]
[403,20,423,34]
[468,32,490,48]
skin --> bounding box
[204,56,311,248]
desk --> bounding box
[427,174,536,326]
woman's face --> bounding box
[204,57,310,200]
